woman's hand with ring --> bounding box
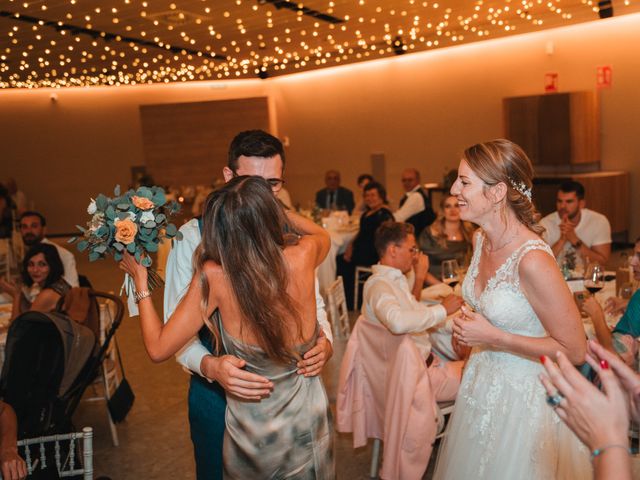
[452,305,503,347]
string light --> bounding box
[0,0,638,88]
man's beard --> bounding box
[22,234,41,246]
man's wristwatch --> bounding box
[572,239,583,249]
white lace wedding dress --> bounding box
[433,233,592,480]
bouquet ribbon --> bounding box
[120,273,139,317]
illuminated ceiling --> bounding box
[1,0,638,88]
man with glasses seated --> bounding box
[164,129,334,480]
[362,221,463,400]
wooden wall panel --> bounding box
[139,97,270,186]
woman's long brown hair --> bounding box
[195,176,301,363]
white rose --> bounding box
[140,211,155,224]
[87,199,97,215]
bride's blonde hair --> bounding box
[463,139,544,235]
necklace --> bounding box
[484,229,519,253]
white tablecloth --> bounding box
[317,227,358,295]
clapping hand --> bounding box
[604,296,629,316]
[452,305,502,347]
[588,340,640,422]
[0,278,19,298]
[539,347,630,451]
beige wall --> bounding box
[1,13,639,239]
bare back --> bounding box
[204,236,319,349]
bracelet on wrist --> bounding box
[134,289,152,304]
[591,443,631,461]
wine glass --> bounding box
[442,259,460,288]
[619,282,634,300]
[584,262,605,296]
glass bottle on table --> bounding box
[441,259,460,288]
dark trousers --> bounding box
[188,374,227,480]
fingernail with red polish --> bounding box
[539,356,546,364]
[600,359,609,370]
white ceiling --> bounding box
[1,0,638,88]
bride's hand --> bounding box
[118,252,149,288]
[452,305,503,347]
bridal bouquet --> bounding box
[70,185,182,313]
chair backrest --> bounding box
[353,266,373,312]
[326,276,350,339]
[16,426,93,479]
[337,317,440,479]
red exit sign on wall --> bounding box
[597,66,612,88]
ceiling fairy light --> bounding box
[0,0,638,89]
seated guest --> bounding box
[362,221,463,398]
[581,237,640,369]
[353,173,374,215]
[0,401,26,480]
[540,181,611,268]
[0,243,70,321]
[0,186,13,240]
[315,170,355,214]
[393,168,436,238]
[19,211,79,287]
[418,195,475,283]
[339,181,394,309]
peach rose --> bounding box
[114,218,138,245]
[132,195,155,210]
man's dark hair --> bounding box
[364,181,388,204]
[559,181,585,200]
[357,174,374,185]
[19,211,46,227]
[21,243,64,288]
[227,130,285,172]
[374,221,415,258]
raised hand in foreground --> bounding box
[539,340,635,480]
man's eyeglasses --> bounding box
[232,171,285,192]
[396,243,419,255]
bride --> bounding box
[433,140,591,479]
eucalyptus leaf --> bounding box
[95,194,108,211]
[141,256,152,268]
[136,187,153,199]
[135,250,141,263]
[114,252,123,261]
[117,212,130,220]
[175,231,183,241]
[165,223,177,236]
[144,221,157,229]
[117,203,131,211]
[67,237,77,243]
[75,224,86,233]
[152,190,166,207]
[77,240,89,252]
[94,244,107,254]
[145,241,158,253]
[88,251,100,262]
[155,213,166,224]
[106,205,115,220]
[114,184,121,196]
[113,242,124,252]
[141,227,152,235]
[126,242,136,253]
[96,226,108,237]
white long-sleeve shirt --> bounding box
[362,264,447,359]
[393,186,426,223]
[163,218,333,376]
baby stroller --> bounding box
[0,291,124,477]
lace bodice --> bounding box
[462,231,554,337]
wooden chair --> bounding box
[326,276,350,339]
[14,427,93,479]
[353,266,373,312]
